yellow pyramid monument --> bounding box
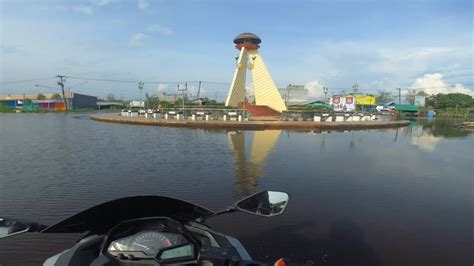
[225,33,287,113]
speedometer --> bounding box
[128,231,172,255]
[108,231,188,258]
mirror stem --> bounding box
[197,206,236,223]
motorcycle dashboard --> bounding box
[103,217,196,264]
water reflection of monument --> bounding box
[228,130,281,197]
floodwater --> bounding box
[0,113,472,266]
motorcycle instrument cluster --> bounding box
[104,217,196,263]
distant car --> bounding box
[147,109,153,114]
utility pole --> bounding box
[323,87,328,102]
[56,75,68,111]
[197,81,201,99]
[397,88,401,104]
[352,83,361,112]
[286,84,291,106]
[352,83,359,95]
[178,84,187,111]
[138,81,144,111]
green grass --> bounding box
[436,107,472,118]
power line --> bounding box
[328,85,469,91]
[0,77,56,84]
[65,75,202,84]
[65,75,231,85]
[65,76,138,83]
[200,81,231,85]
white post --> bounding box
[165,113,168,119]
[192,114,196,120]
[223,115,227,121]
[177,114,180,120]
[238,115,242,121]
[206,114,210,121]
[145,113,148,118]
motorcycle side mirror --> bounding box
[235,191,290,217]
[0,218,30,238]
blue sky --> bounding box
[1,0,473,100]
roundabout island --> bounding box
[90,113,409,131]
[91,33,409,131]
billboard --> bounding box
[330,96,355,112]
[330,96,344,111]
[355,95,376,105]
[344,96,355,112]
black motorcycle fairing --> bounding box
[42,196,214,234]
[44,235,105,266]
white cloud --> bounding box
[35,0,119,16]
[137,0,150,9]
[147,24,173,35]
[411,73,473,96]
[156,83,168,92]
[72,5,94,15]
[305,80,325,99]
[92,0,119,6]
[301,40,472,92]
[128,33,146,47]
[411,134,442,152]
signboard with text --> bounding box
[355,95,376,105]
[330,96,356,112]
[344,96,355,112]
[330,96,343,111]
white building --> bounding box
[279,85,308,106]
[129,100,144,108]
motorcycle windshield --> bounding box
[42,195,214,234]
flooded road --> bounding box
[0,113,472,265]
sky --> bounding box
[1,0,473,100]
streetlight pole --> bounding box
[352,83,360,112]
[323,87,328,102]
[138,81,144,112]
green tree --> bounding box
[158,101,174,108]
[405,89,416,105]
[52,93,61,100]
[145,96,160,109]
[376,90,393,104]
[175,98,185,107]
[37,93,46,100]
[416,91,428,96]
[106,93,116,101]
[427,93,472,109]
